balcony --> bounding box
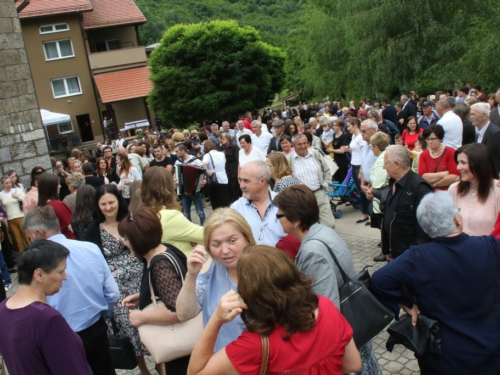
[88,46,147,73]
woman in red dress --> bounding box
[37,173,76,239]
[187,245,361,375]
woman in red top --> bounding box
[401,116,423,150]
[37,173,76,239]
[187,245,361,375]
[418,125,460,191]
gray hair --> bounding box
[211,123,219,130]
[292,133,306,144]
[417,191,458,238]
[243,161,270,184]
[21,206,60,234]
[308,117,317,124]
[400,95,408,101]
[386,145,411,169]
[66,172,85,189]
[222,121,229,127]
[471,102,491,117]
[368,109,381,122]
[495,90,500,100]
[251,120,262,127]
[362,119,378,131]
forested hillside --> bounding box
[135,0,304,49]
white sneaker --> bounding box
[4,284,11,292]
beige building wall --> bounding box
[113,98,148,128]
[20,14,103,143]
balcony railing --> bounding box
[88,46,147,72]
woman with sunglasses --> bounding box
[85,185,153,375]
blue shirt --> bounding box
[360,143,376,182]
[370,233,500,374]
[230,190,286,246]
[196,261,241,352]
[47,234,120,332]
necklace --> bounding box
[430,146,443,157]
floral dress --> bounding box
[100,226,148,356]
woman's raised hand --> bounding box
[213,290,248,324]
[187,245,208,276]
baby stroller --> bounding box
[327,166,361,219]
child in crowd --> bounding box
[408,134,427,173]
[395,133,403,146]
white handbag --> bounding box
[138,251,204,363]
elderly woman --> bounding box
[238,134,265,168]
[266,152,302,193]
[274,185,382,375]
[62,172,85,213]
[187,246,361,374]
[371,191,500,375]
[0,240,92,374]
[366,132,390,227]
[448,143,500,236]
[418,125,460,190]
[176,208,256,352]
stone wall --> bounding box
[0,1,51,183]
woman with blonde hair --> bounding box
[266,152,302,193]
[140,166,203,256]
[176,208,256,352]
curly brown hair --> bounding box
[237,245,318,340]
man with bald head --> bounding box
[231,161,286,245]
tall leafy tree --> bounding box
[148,20,285,125]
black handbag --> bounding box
[315,239,394,347]
[202,153,219,194]
[108,316,138,370]
[386,313,442,356]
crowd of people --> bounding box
[0,85,500,375]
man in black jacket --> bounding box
[267,120,285,154]
[472,102,500,175]
[382,98,398,125]
[381,145,433,261]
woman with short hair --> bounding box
[0,240,92,374]
[188,245,361,374]
[63,172,85,213]
[418,125,460,191]
[371,191,500,375]
[238,134,265,168]
[279,135,294,157]
[120,208,190,374]
[448,143,500,236]
[274,185,382,375]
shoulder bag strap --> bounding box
[148,251,185,308]
[312,239,352,283]
[259,335,269,375]
[433,146,448,173]
[208,152,216,170]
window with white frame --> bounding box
[39,23,69,34]
[51,76,82,98]
[43,39,74,60]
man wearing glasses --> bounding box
[231,161,286,245]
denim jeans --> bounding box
[0,250,11,286]
[181,194,206,225]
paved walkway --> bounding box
[3,201,420,375]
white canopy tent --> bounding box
[40,109,74,152]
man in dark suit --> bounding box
[382,99,398,125]
[267,120,285,154]
[472,102,500,174]
[489,90,500,127]
[400,94,417,120]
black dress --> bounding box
[332,132,351,183]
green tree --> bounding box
[148,20,285,125]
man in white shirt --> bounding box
[251,120,273,155]
[288,133,336,229]
[436,97,463,149]
[235,119,253,148]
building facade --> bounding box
[17,0,154,149]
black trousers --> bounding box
[77,317,115,375]
[419,361,455,375]
[166,355,190,375]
